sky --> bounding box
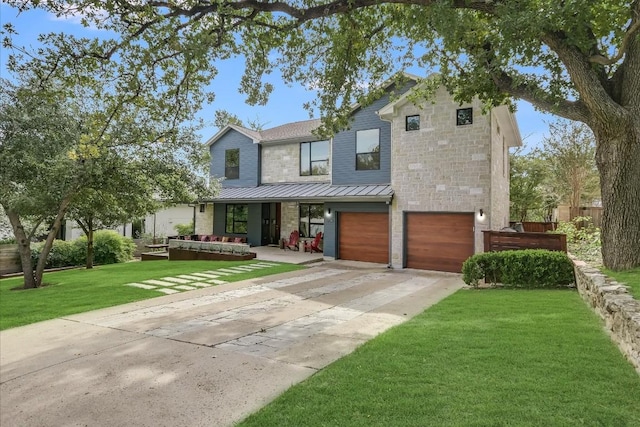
[0,4,556,149]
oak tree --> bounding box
[5,0,640,269]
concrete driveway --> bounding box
[0,262,463,427]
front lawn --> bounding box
[603,267,640,299]
[240,290,640,427]
[0,260,303,330]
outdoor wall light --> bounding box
[479,209,484,217]
[327,208,332,215]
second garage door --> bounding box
[339,212,389,264]
[405,212,475,273]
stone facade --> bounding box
[195,203,214,235]
[261,143,330,184]
[573,259,640,373]
[280,202,299,240]
[386,87,513,267]
[489,111,511,231]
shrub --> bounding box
[0,237,17,245]
[554,216,601,265]
[174,222,194,236]
[75,230,136,265]
[462,249,575,289]
[31,239,84,269]
[30,231,136,269]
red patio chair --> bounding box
[304,232,323,253]
[283,230,300,251]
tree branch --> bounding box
[490,71,590,123]
[589,3,640,66]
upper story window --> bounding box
[356,129,380,170]
[225,204,248,234]
[225,149,239,179]
[456,108,473,126]
[406,115,420,131]
[300,140,329,176]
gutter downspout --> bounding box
[388,195,393,269]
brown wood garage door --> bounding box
[406,212,475,273]
[339,212,389,264]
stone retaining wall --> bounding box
[573,259,640,373]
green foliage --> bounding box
[31,231,135,268]
[462,250,575,288]
[541,120,600,207]
[509,148,552,222]
[555,217,602,265]
[174,222,195,236]
[0,237,17,245]
[31,240,84,269]
[85,231,136,265]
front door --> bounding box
[261,203,281,245]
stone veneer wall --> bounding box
[389,87,492,267]
[280,202,299,240]
[573,259,640,373]
[489,110,511,230]
[195,203,214,235]
[261,143,330,184]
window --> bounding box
[199,204,206,213]
[356,129,380,170]
[299,204,324,238]
[300,140,329,176]
[225,204,248,234]
[225,149,239,179]
[406,115,420,131]
[456,108,473,126]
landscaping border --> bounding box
[572,258,640,373]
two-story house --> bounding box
[200,74,522,272]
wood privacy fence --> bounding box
[510,222,558,233]
[558,206,603,227]
[0,244,21,276]
[483,231,567,253]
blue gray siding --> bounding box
[332,83,415,185]
[213,203,262,246]
[322,202,390,258]
[210,130,260,188]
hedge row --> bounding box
[462,249,575,288]
[31,230,136,269]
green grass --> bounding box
[603,267,640,299]
[239,290,640,427]
[0,260,303,330]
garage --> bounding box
[405,212,475,273]
[338,212,389,264]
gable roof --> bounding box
[205,124,262,146]
[260,119,322,143]
[206,119,322,146]
[206,72,422,146]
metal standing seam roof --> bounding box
[207,182,394,202]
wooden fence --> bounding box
[0,244,21,276]
[483,231,567,253]
[510,222,558,233]
[558,206,603,227]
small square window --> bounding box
[456,108,473,126]
[406,115,420,131]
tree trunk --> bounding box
[594,119,640,270]
[86,226,94,269]
[33,196,73,287]
[4,208,37,289]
